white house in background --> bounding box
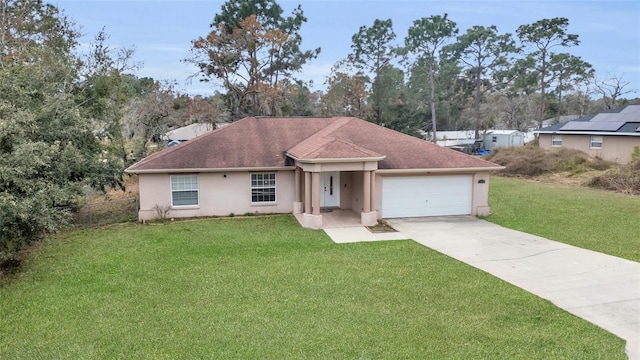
[423,129,528,150]
[483,130,525,151]
[163,123,217,146]
[434,130,477,147]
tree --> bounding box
[0,0,122,263]
[447,25,518,138]
[214,0,284,31]
[0,0,79,67]
[280,81,319,116]
[348,18,397,125]
[403,14,458,142]
[548,53,593,115]
[187,0,319,119]
[75,28,141,164]
[322,60,368,118]
[124,80,179,159]
[406,55,467,134]
[376,65,424,137]
[516,17,584,127]
[594,74,633,110]
[184,95,224,124]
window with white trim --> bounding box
[251,173,276,204]
[590,135,603,149]
[551,135,562,147]
[171,175,199,206]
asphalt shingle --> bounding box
[127,117,499,172]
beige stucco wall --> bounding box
[138,170,295,221]
[350,171,365,212]
[472,172,491,216]
[539,134,640,164]
[137,168,494,222]
[339,171,353,210]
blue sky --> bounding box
[54,0,640,99]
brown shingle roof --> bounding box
[289,138,384,160]
[126,117,499,172]
[287,117,383,160]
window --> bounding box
[171,175,198,206]
[492,136,497,143]
[551,135,562,147]
[590,136,603,149]
[251,173,276,204]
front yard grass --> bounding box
[0,215,625,359]
[487,176,640,262]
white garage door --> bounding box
[381,175,472,218]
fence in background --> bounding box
[72,197,138,227]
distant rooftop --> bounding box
[535,104,640,135]
[164,123,215,141]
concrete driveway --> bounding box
[386,216,640,360]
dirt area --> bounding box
[367,220,398,233]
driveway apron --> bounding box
[386,216,640,360]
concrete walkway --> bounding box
[386,216,640,360]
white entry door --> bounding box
[320,172,340,208]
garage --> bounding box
[381,175,472,218]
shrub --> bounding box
[0,193,70,266]
[588,157,640,195]
[485,146,612,177]
[153,203,171,219]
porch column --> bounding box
[293,167,303,214]
[360,170,377,227]
[294,167,301,202]
[304,171,311,214]
[312,172,321,215]
[302,170,323,229]
[363,170,371,213]
[370,171,376,210]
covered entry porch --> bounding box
[290,160,383,229]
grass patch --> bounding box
[487,177,640,262]
[0,215,625,359]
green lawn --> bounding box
[0,216,625,359]
[487,176,640,262]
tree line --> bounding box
[188,0,636,140]
[0,0,635,264]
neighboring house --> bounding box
[483,130,525,151]
[433,130,476,147]
[163,123,216,144]
[535,105,640,164]
[527,115,581,133]
[126,117,503,229]
[429,130,526,154]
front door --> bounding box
[320,172,339,208]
